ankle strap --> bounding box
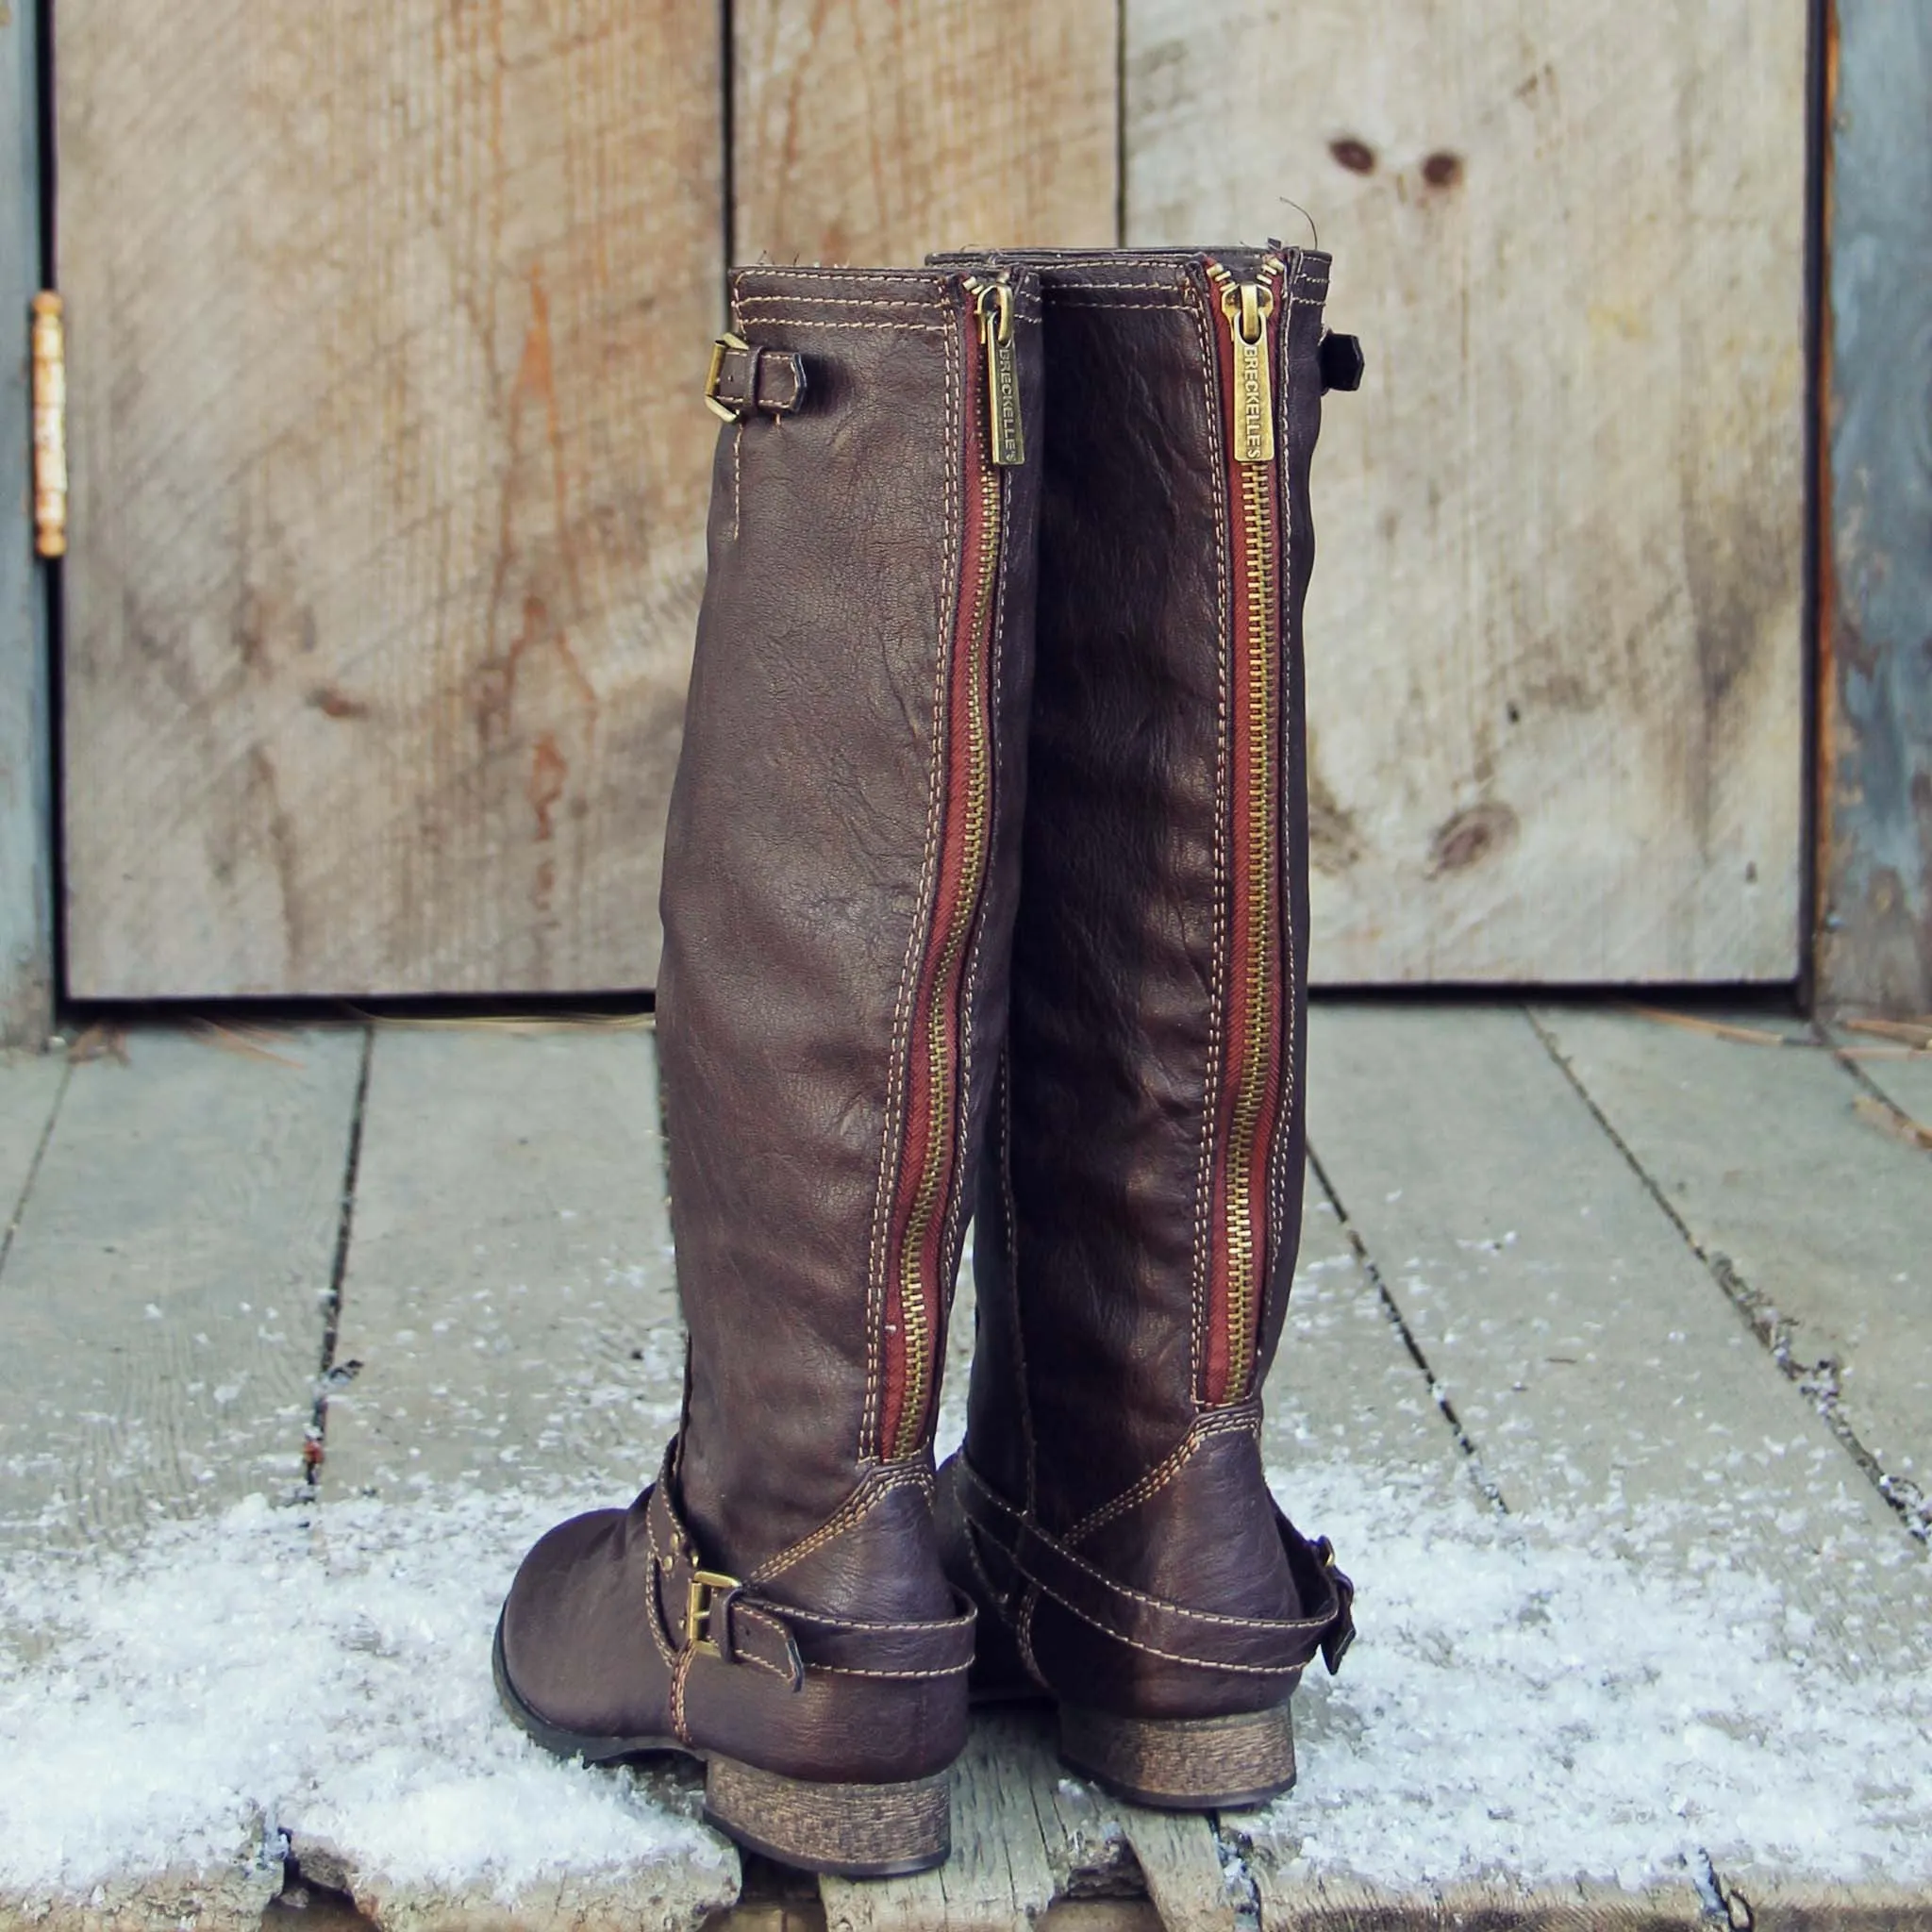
[645,1446,977,1691]
[958,1457,1354,1679]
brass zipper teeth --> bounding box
[1207,256,1283,1404]
[891,355,1006,1460]
[1221,455,1279,1393]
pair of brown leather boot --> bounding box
[495,248,1361,1878]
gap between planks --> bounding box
[1527,1005,1930,1541]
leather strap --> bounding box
[1319,330,1365,394]
[959,1457,1354,1678]
[708,340,808,418]
[643,1448,976,1692]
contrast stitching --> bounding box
[808,1660,974,1680]
[641,1526,678,1669]
[1017,1585,1046,1688]
[1063,1408,1259,1545]
[733,315,948,335]
[1025,1587,1310,1674]
[736,292,950,314]
[726,1648,801,1685]
[938,428,1009,1364]
[729,423,743,542]
[962,1516,1016,1620]
[669,1648,695,1743]
[750,1464,931,1583]
[860,313,961,1460]
[964,1465,1310,1629]
[1045,297,1195,311]
[1186,279,1232,1404]
[732,1603,796,1651]
[1265,282,1304,1274]
[735,265,944,289]
[780,1609,968,1635]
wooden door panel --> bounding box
[733,0,1119,263]
[59,2,723,996]
[1128,0,1808,982]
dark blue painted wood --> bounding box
[0,0,54,1046]
[1821,0,1932,1014]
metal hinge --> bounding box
[30,291,66,559]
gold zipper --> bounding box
[1206,258,1283,1403]
[971,277,1026,466]
[889,276,1015,1457]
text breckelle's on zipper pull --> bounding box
[1217,274,1276,465]
[973,278,1026,468]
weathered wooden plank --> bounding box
[820,1712,1058,1932]
[1836,1033,1932,1133]
[58,3,723,997]
[1268,1187,1474,1499]
[1239,1855,1709,1932]
[732,0,1118,262]
[1533,1007,1932,1525]
[1730,1882,1932,1932]
[1817,1,1932,1015]
[290,1838,737,1932]
[0,1026,362,1548]
[1304,1004,1926,1640]
[321,1023,681,1499]
[0,1044,61,1224]
[0,0,53,1046]
[1126,1,1807,983]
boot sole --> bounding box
[1058,1701,1297,1811]
[491,1612,950,1877]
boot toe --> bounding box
[499,1503,669,1746]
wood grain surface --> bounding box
[732,0,1119,263]
[0,1026,362,1550]
[1128,0,1808,983]
[1305,1004,1927,1642]
[320,1022,681,1500]
[1817,0,1932,1015]
[1535,1007,1932,1517]
[57,2,723,996]
[0,0,52,1044]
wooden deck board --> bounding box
[1834,1029,1932,1134]
[5,1010,1930,1925]
[0,1027,361,1549]
[0,1049,63,1231]
[1303,1004,1926,1649]
[1533,1007,1932,1524]
[320,1023,679,1503]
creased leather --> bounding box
[499,262,1041,1789]
[929,245,1349,1724]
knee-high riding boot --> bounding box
[496,261,1042,1875]
[930,245,1360,1810]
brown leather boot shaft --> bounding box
[500,262,1043,1868]
[660,264,1041,1589]
[934,248,1352,1740]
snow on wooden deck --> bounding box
[0,1008,1926,1932]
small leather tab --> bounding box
[1319,331,1365,394]
[709,340,808,418]
[779,1593,978,1678]
[1282,1523,1356,1675]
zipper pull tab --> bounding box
[1211,268,1276,465]
[970,277,1026,467]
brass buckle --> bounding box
[685,1568,740,1657]
[704,332,751,423]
